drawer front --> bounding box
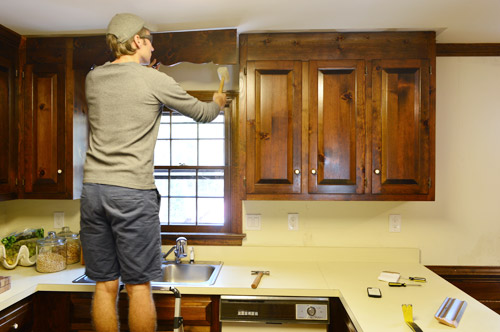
[0,298,34,332]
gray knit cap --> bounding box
[107,13,153,43]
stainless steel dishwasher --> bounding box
[220,295,329,331]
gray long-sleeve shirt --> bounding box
[83,61,220,190]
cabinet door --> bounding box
[371,59,431,195]
[309,60,366,194]
[246,61,302,194]
[23,63,67,196]
[0,55,17,200]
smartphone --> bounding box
[367,287,382,298]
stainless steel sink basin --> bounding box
[151,261,222,287]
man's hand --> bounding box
[148,59,161,70]
[213,92,226,109]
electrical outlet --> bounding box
[389,214,401,233]
[54,211,65,228]
[288,213,299,231]
[246,214,261,231]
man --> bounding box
[80,13,226,332]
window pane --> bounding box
[170,170,196,196]
[170,198,196,225]
[172,123,197,139]
[198,198,224,225]
[198,170,224,197]
[159,198,169,224]
[158,121,170,139]
[171,140,197,166]
[199,123,224,139]
[199,140,224,166]
[154,170,169,196]
[154,140,170,165]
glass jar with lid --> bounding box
[57,226,81,264]
[36,231,67,273]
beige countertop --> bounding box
[1,247,499,331]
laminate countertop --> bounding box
[1,247,499,331]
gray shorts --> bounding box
[80,183,162,284]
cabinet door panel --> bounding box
[24,63,66,195]
[309,60,365,194]
[0,55,17,199]
[371,59,430,195]
[246,61,302,194]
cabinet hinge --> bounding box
[22,71,25,79]
[15,69,18,78]
[244,66,247,75]
[429,65,433,75]
[428,177,432,188]
[365,66,368,75]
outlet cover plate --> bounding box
[246,214,261,231]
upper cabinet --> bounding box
[0,26,21,201]
[240,32,435,201]
[22,38,86,199]
[0,28,237,201]
[371,59,431,196]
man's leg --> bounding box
[126,282,157,332]
[92,279,120,332]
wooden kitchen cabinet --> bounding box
[0,296,34,332]
[33,291,220,332]
[240,32,435,201]
[309,60,366,194]
[0,25,21,201]
[371,59,431,196]
[246,60,303,194]
[21,37,87,199]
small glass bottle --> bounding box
[36,231,67,273]
[57,226,81,264]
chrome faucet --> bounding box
[163,237,188,263]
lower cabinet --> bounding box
[33,291,220,332]
[329,297,358,332]
[0,296,33,332]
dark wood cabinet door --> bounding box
[246,60,302,194]
[23,63,67,196]
[371,59,431,195]
[0,55,17,200]
[309,60,366,194]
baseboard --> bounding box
[426,265,500,314]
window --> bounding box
[154,91,243,245]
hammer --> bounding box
[251,270,270,289]
[217,66,230,93]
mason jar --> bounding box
[36,231,67,273]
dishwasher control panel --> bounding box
[220,296,330,324]
[296,303,328,320]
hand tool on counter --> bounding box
[217,66,230,93]
[251,270,270,289]
[389,282,422,287]
[402,304,423,332]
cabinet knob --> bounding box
[58,169,63,174]
[12,323,19,329]
[311,169,317,175]
[374,169,381,175]
[294,169,300,175]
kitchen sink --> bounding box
[72,261,223,287]
[151,261,223,287]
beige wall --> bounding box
[1,57,499,266]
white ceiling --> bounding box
[2,0,499,43]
